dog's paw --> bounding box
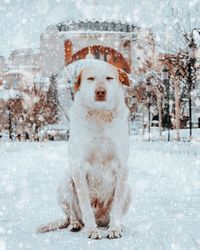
[37,225,48,233]
[88,229,102,240]
[107,227,122,239]
[37,224,55,233]
[68,221,82,232]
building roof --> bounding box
[47,20,138,34]
[8,48,41,59]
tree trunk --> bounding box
[157,89,163,140]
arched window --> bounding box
[64,40,73,65]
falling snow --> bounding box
[0,0,200,249]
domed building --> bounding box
[3,18,157,140]
[39,19,156,76]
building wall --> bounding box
[0,56,7,75]
[40,31,134,75]
[66,32,133,73]
[67,45,131,73]
[7,49,41,74]
[5,22,156,79]
[40,30,65,76]
[40,26,156,76]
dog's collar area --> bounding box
[85,108,117,123]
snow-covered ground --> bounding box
[1,140,200,250]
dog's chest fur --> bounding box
[86,160,116,203]
[83,128,118,201]
[69,103,129,204]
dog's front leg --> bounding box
[71,165,102,239]
[108,166,128,239]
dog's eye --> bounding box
[106,77,114,80]
[87,77,95,81]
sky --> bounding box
[0,0,199,57]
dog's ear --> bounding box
[74,71,82,92]
[118,68,130,87]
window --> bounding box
[94,50,100,59]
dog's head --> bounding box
[74,60,130,110]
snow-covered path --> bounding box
[1,141,200,250]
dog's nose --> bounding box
[95,87,107,101]
[95,88,106,96]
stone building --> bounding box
[0,56,7,73]
[2,19,157,139]
[5,19,156,79]
[7,48,41,74]
[39,20,156,76]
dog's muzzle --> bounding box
[95,87,107,101]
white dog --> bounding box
[38,60,131,240]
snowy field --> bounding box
[1,140,200,250]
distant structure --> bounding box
[0,56,8,79]
[40,20,155,76]
[0,19,157,140]
[6,20,156,78]
[7,48,41,74]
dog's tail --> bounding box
[37,218,69,233]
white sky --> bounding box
[0,0,199,57]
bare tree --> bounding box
[157,1,200,140]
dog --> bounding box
[37,59,131,240]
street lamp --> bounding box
[184,28,200,140]
[188,38,197,140]
[7,102,13,140]
[129,95,137,128]
[162,66,170,142]
[131,94,137,118]
[146,78,152,142]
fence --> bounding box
[131,139,200,156]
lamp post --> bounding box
[131,94,137,123]
[188,37,197,140]
[184,28,200,140]
[3,80,13,141]
[146,78,152,142]
[129,95,137,133]
[7,103,13,141]
[162,66,170,142]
